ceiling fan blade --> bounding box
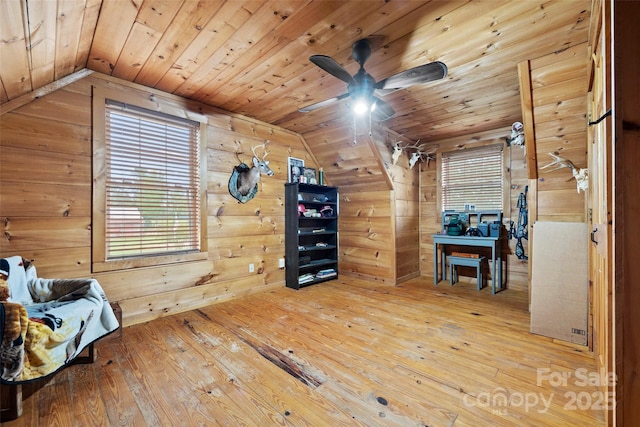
[299,93,350,113]
[375,61,447,91]
[372,97,396,121]
[309,55,355,85]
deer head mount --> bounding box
[540,153,589,193]
[228,141,274,203]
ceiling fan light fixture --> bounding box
[353,97,372,115]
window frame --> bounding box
[92,86,208,273]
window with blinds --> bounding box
[104,100,201,260]
[441,145,504,212]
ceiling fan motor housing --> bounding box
[349,69,376,113]
[352,39,372,66]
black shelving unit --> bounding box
[285,182,339,289]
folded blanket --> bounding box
[0,257,119,383]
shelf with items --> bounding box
[285,182,339,289]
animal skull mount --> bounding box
[388,137,434,169]
[228,142,274,203]
[391,141,405,165]
[540,153,589,193]
[408,142,433,169]
[409,151,435,169]
[506,121,525,150]
[409,151,421,169]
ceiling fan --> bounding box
[299,38,448,121]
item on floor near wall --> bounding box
[229,142,274,203]
[449,255,486,291]
[288,157,304,183]
[508,185,529,260]
[505,121,525,149]
[540,153,589,193]
[530,222,588,345]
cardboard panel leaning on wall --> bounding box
[530,221,588,345]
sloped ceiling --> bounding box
[1,0,590,146]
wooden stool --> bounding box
[449,255,486,290]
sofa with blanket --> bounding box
[0,256,119,419]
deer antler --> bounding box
[251,140,270,160]
[406,139,423,150]
[541,153,589,193]
[540,153,576,173]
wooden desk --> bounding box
[432,234,504,294]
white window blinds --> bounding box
[441,145,503,211]
[104,100,201,259]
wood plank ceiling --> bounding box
[0,0,591,144]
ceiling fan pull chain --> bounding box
[353,114,357,144]
[369,110,373,136]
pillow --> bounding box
[2,256,34,306]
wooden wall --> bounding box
[372,129,421,283]
[525,43,589,223]
[304,122,396,283]
[339,187,395,283]
[303,122,422,284]
[0,72,318,326]
[387,146,420,283]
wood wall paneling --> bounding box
[527,43,589,224]
[0,0,32,99]
[0,72,312,326]
[338,189,395,283]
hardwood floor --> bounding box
[4,277,605,426]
